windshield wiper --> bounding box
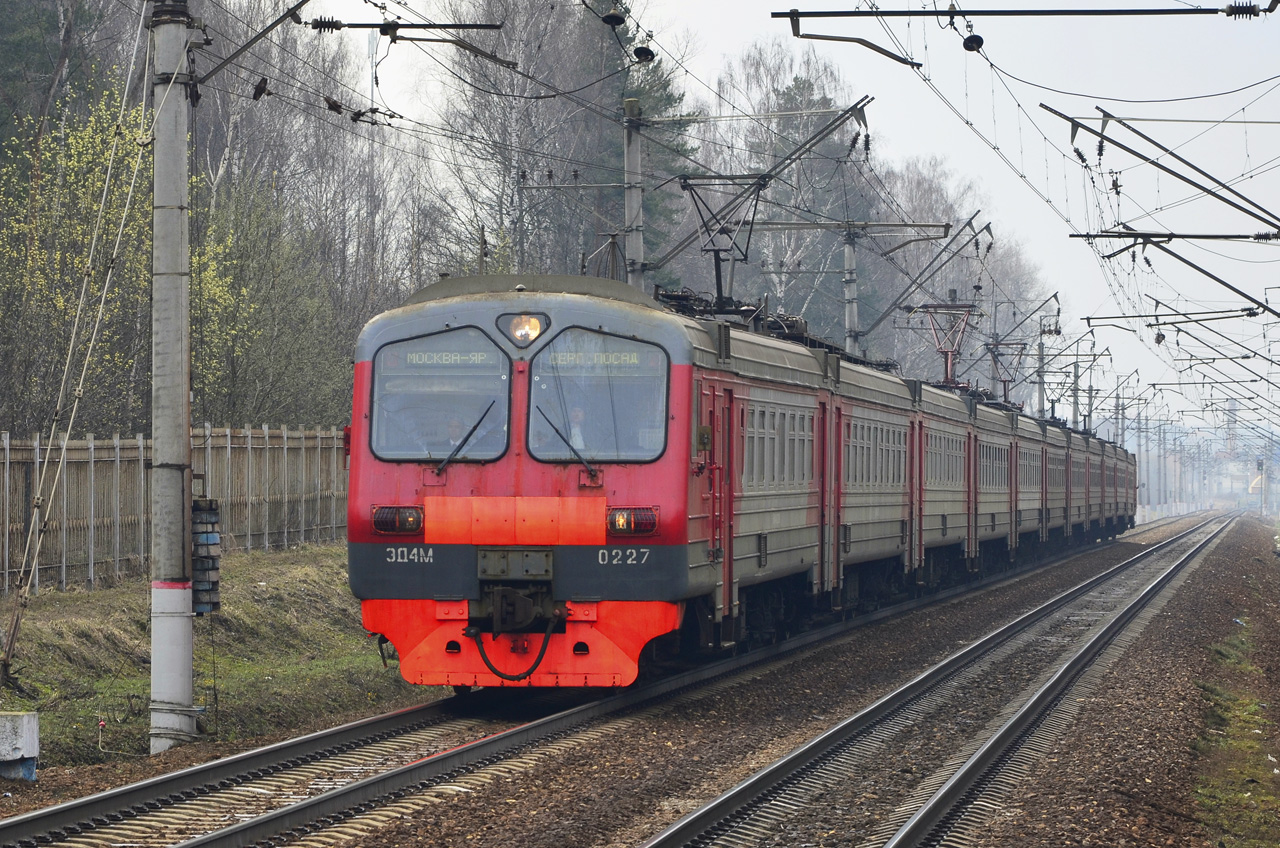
[535,405,598,478]
[435,400,495,476]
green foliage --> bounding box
[192,179,352,426]
[0,87,153,435]
[1194,619,1280,847]
[0,73,353,436]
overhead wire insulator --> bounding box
[1225,4,1259,18]
[311,16,344,33]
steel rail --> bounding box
[0,562,1015,848]
[2,520,1182,848]
[0,700,472,847]
[171,573,1047,848]
[882,514,1235,848]
[158,533,1155,847]
[638,515,1221,848]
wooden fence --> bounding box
[1,425,348,593]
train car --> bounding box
[347,275,1137,689]
[1013,417,1047,559]
[1043,424,1069,545]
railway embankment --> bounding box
[973,514,1280,848]
[0,544,434,812]
[0,517,1276,847]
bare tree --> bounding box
[682,39,871,329]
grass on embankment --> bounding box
[0,545,434,766]
[1195,612,1280,847]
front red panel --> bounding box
[362,598,681,687]
[420,496,607,545]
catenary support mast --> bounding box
[623,98,645,290]
[149,0,197,753]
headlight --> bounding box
[502,313,547,346]
[607,507,659,535]
[372,506,424,534]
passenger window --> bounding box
[528,328,668,463]
[370,327,510,461]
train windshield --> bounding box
[528,328,668,463]
[370,327,510,461]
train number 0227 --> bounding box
[597,547,651,565]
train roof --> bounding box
[403,274,659,310]
[390,274,1124,451]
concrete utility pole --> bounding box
[842,232,857,354]
[623,98,644,291]
[149,0,197,753]
[1037,339,1046,419]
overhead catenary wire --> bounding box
[197,0,921,294]
[156,2,1098,397]
[859,10,1271,388]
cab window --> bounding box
[528,328,668,462]
[370,327,510,461]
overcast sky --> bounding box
[629,1,1280,432]
[309,0,1280,446]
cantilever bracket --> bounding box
[786,12,922,67]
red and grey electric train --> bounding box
[347,275,1137,689]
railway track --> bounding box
[638,514,1232,848]
[0,690,587,848]
[0,519,1204,848]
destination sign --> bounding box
[535,329,667,375]
[545,351,641,366]
[377,327,507,374]
[403,351,500,366]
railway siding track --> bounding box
[875,516,1234,848]
[638,515,1232,848]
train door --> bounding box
[1085,454,1093,533]
[1064,443,1074,542]
[966,429,978,565]
[1008,435,1019,559]
[708,385,737,643]
[908,417,924,576]
[817,402,840,599]
[1040,444,1050,544]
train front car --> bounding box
[348,276,691,688]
